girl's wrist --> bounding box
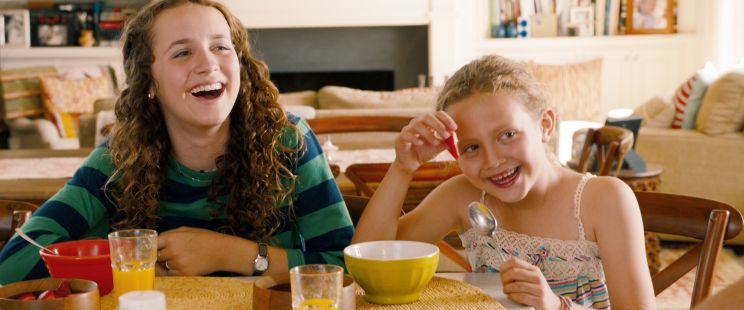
[391,159,419,176]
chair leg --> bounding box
[690,210,729,307]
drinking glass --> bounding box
[290,264,343,310]
[108,229,158,299]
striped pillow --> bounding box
[49,111,79,138]
[671,63,718,129]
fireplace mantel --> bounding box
[222,0,431,29]
[222,0,467,87]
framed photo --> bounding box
[32,10,74,47]
[1,9,31,47]
[626,0,675,34]
[569,7,594,37]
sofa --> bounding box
[283,59,604,151]
[633,67,744,245]
[2,66,118,149]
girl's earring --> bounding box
[147,92,154,100]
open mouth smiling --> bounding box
[488,167,520,187]
[189,82,225,99]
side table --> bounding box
[618,163,664,275]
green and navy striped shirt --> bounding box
[0,114,353,284]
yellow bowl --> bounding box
[344,240,439,304]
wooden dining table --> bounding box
[98,273,533,309]
[0,148,92,205]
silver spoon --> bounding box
[467,201,497,237]
[14,228,59,255]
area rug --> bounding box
[655,247,744,310]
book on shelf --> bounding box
[488,0,677,39]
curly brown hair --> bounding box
[106,0,299,241]
[436,55,549,116]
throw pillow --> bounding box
[49,111,79,138]
[671,62,718,129]
[695,70,744,135]
[317,86,437,110]
[632,96,675,128]
[522,59,603,122]
[0,66,57,119]
[278,90,318,108]
[40,74,113,114]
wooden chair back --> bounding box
[0,200,39,250]
[576,125,634,176]
[635,191,744,307]
[306,116,413,177]
[306,116,412,134]
[345,161,461,209]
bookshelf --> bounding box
[468,0,703,116]
[0,46,122,69]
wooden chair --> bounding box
[576,125,634,176]
[635,191,744,307]
[0,200,39,250]
[575,124,666,271]
[345,161,461,210]
[344,161,471,272]
[306,116,413,177]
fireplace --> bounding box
[269,70,394,92]
[248,26,428,92]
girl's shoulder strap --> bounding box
[573,173,595,240]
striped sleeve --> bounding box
[0,146,114,284]
[276,115,354,270]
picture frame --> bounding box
[0,9,31,47]
[625,0,675,34]
[569,7,594,37]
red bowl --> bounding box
[39,239,112,295]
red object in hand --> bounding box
[443,131,459,159]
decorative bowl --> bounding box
[0,278,99,309]
[39,239,112,295]
[344,240,439,304]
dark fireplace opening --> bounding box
[270,70,394,93]
[249,26,428,91]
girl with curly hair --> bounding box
[0,0,352,282]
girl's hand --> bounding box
[157,227,236,276]
[500,257,563,310]
[394,111,457,173]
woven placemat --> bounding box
[101,277,253,310]
[356,276,504,310]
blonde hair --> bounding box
[437,55,550,116]
[107,0,299,241]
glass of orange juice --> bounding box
[108,229,158,299]
[290,264,343,310]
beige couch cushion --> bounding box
[317,86,437,110]
[522,59,603,122]
[278,90,318,108]
[633,96,675,128]
[695,71,744,135]
[636,127,744,244]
